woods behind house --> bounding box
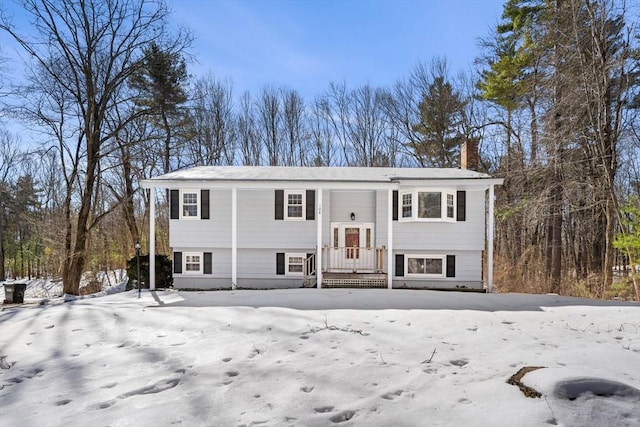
[0,0,638,299]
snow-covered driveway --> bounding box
[1,289,639,426]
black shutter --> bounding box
[306,190,315,220]
[173,251,182,274]
[392,190,398,221]
[275,190,284,220]
[204,252,212,274]
[446,255,456,277]
[306,253,315,275]
[276,252,285,275]
[395,254,404,276]
[201,190,210,219]
[170,190,179,219]
[456,191,466,222]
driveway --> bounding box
[159,288,640,312]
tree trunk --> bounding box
[63,134,99,295]
[550,184,563,294]
[0,225,5,281]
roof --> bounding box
[141,166,504,190]
[144,165,500,182]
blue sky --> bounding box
[0,0,506,115]
[171,0,506,98]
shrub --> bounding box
[126,254,173,290]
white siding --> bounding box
[168,184,488,289]
[236,190,316,248]
[170,190,232,248]
[236,248,313,278]
[329,190,376,223]
[392,190,485,251]
[392,250,483,289]
[321,189,331,247]
[173,248,309,289]
[375,190,389,246]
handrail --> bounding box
[303,253,316,287]
[303,253,316,277]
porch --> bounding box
[303,246,388,288]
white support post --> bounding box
[387,188,393,289]
[487,185,495,293]
[316,188,323,288]
[232,187,237,290]
[149,188,156,291]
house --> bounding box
[140,149,503,291]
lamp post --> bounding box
[135,240,141,298]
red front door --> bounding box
[345,227,360,259]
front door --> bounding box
[345,227,360,259]
[329,223,375,272]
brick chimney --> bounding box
[460,139,479,171]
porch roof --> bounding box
[141,166,503,188]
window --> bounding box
[406,255,444,277]
[285,190,304,220]
[286,253,305,276]
[418,192,441,219]
[399,189,456,222]
[402,193,412,218]
[184,252,202,275]
[446,193,455,219]
[182,191,199,219]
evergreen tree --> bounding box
[412,72,467,167]
[129,41,190,175]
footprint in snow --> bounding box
[87,399,116,410]
[330,410,356,423]
[314,406,334,413]
[118,378,180,398]
[450,359,469,367]
[300,386,314,393]
[55,399,72,406]
[381,390,403,400]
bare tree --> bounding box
[187,74,236,166]
[256,86,284,166]
[0,130,22,280]
[237,91,261,165]
[308,96,336,166]
[325,82,391,166]
[281,88,308,166]
[1,0,188,295]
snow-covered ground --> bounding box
[0,270,127,303]
[1,288,639,426]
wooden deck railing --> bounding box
[302,246,387,286]
[322,245,386,273]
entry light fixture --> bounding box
[350,212,355,221]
